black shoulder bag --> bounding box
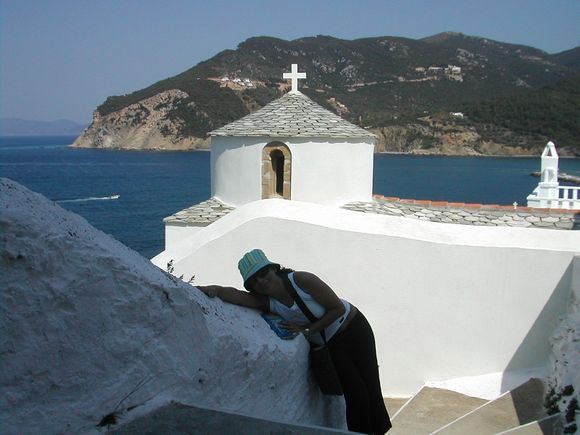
[284,276,344,395]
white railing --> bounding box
[527,185,580,209]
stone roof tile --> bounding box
[210,91,376,140]
[164,198,235,226]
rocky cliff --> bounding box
[372,119,548,156]
[74,102,573,155]
[72,90,210,150]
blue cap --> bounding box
[238,249,275,285]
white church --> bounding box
[152,64,579,406]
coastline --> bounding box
[377,150,580,159]
[2,135,577,159]
[69,146,212,153]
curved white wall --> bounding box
[290,140,374,206]
[210,137,374,207]
[211,137,263,205]
[154,200,580,396]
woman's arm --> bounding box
[283,272,346,336]
[197,285,268,312]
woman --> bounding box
[198,249,392,434]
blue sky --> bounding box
[1,0,578,124]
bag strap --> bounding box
[283,274,328,343]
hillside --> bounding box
[550,46,580,70]
[461,74,580,155]
[73,32,580,155]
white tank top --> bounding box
[269,272,351,345]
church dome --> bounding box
[210,91,375,140]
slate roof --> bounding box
[163,196,577,230]
[163,197,235,226]
[210,91,376,139]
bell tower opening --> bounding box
[262,142,291,200]
[271,150,284,196]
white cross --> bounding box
[283,64,306,93]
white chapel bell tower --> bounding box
[209,64,376,207]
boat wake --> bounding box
[57,194,120,203]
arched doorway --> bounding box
[262,143,291,199]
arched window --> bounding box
[262,143,291,199]
[270,149,285,195]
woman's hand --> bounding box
[197,285,222,298]
[279,321,307,334]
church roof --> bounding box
[163,197,235,226]
[210,91,376,140]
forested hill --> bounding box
[550,46,580,70]
[74,32,580,155]
[461,74,580,152]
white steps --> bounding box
[389,387,487,434]
[495,414,563,434]
[388,378,561,435]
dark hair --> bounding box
[278,265,294,275]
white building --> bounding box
[162,64,374,246]
[527,141,580,209]
[154,65,580,397]
[446,65,462,74]
[210,90,375,208]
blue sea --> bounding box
[2,135,579,259]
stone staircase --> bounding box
[387,378,563,435]
[113,378,563,434]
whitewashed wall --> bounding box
[210,136,374,207]
[165,223,205,248]
[153,200,580,397]
[211,137,263,205]
[289,141,374,206]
